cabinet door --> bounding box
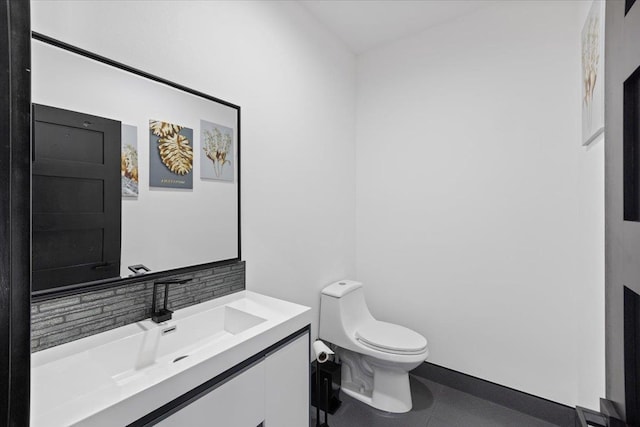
[157,361,265,427]
[265,332,309,427]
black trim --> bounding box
[412,362,576,427]
[237,106,242,261]
[30,32,242,301]
[623,64,640,222]
[0,1,31,425]
[32,259,242,302]
[129,325,311,426]
[31,32,240,110]
[308,324,312,427]
[624,286,640,425]
[626,0,637,16]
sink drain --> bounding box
[173,355,189,363]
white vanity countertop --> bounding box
[30,291,311,427]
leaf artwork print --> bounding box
[150,120,193,175]
[158,133,193,175]
[150,120,182,138]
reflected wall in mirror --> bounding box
[31,33,241,296]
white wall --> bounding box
[31,0,357,340]
[354,0,604,408]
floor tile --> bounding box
[431,385,558,427]
[311,373,561,427]
[311,375,440,427]
[427,416,458,427]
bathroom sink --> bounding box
[110,305,267,385]
[30,291,311,427]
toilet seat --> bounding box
[355,321,427,355]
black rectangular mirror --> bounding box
[31,33,241,298]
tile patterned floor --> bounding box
[311,374,560,427]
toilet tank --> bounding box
[319,280,373,348]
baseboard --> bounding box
[412,362,576,427]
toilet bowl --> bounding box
[319,280,428,413]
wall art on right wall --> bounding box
[200,119,234,182]
[581,0,605,146]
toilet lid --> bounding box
[356,321,427,354]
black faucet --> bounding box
[151,278,191,323]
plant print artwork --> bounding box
[200,120,234,182]
[581,1,605,145]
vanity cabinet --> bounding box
[265,333,309,426]
[151,330,309,427]
[157,362,265,427]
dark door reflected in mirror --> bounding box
[32,104,122,292]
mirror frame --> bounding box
[31,32,242,302]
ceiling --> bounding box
[300,0,491,54]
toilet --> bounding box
[319,280,429,413]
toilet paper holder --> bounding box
[312,360,342,415]
[311,340,342,427]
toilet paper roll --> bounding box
[313,340,334,364]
